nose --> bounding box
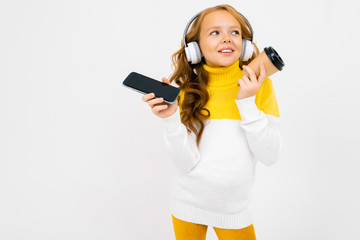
[222,33,231,43]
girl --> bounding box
[142,4,284,240]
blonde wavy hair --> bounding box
[169,4,260,147]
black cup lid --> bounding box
[264,46,285,71]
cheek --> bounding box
[200,39,217,54]
[198,43,208,57]
[236,39,243,51]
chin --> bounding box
[206,57,240,68]
[218,59,238,67]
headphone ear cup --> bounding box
[184,42,202,64]
[240,39,254,61]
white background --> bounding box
[1,0,359,239]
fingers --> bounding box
[243,64,266,85]
[242,65,256,82]
[147,97,165,108]
[142,93,155,102]
[162,77,170,84]
[241,75,251,86]
[149,97,169,115]
[152,104,168,114]
[142,93,167,109]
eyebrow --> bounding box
[206,25,241,32]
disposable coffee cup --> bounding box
[242,46,285,78]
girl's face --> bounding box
[199,10,242,68]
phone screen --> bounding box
[123,72,180,104]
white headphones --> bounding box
[183,11,254,65]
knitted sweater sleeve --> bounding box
[235,95,285,166]
[162,106,200,173]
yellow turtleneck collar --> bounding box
[203,60,244,87]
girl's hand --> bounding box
[236,63,266,100]
[142,77,178,118]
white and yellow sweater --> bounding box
[162,60,284,229]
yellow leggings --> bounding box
[172,215,256,240]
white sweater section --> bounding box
[162,96,284,229]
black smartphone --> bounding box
[122,72,180,104]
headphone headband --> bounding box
[183,11,202,47]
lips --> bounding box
[218,47,234,54]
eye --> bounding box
[210,31,219,36]
[232,30,240,35]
